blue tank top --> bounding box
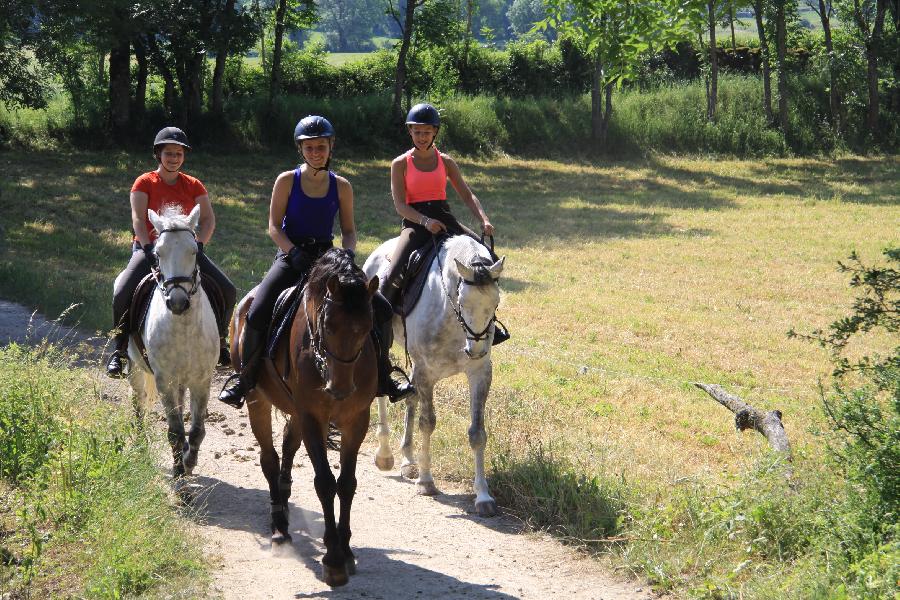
[282,169,340,243]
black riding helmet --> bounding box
[405,103,440,149]
[153,126,190,165]
[294,115,335,172]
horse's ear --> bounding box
[326,275,338,297]
[187,205,201,231]
[367,276,379,298]
[488,256,505,280]
[148,209,163,236]
[454,258,475,282]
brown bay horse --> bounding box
[230,248,378,587]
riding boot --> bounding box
[492,321,510,346]
[217,337,231,367]
[378,267,404,315]
[106,331,130,378]
[218,325,265,409]
[372,318,415,403]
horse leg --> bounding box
[301,415,347,587]
[399,392,418,479]
[278,417,303,514]
[159,385,187,480]
[467,365,497,517]
[374,396,394,471]
[247,399,288,542]
[128,367,152,423]
[183,379,210,476]
[336,414,368,577]
[415,382,440,496]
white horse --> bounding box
[364,235,505,516]
[119,205,219,480]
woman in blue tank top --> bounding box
[219,116,414,408]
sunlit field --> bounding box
[1,151,896,481]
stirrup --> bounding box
[492,320,510,346]
[218,373,246,409]
[386,366,415,403]
[106,350,130,379]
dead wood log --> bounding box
[693,383,792,460]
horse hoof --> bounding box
[345,557,357,576]
[416,480,440,496]
[272,530,292,544]
[400,464,418,479]
[475,500,497,517]
[374,454,394,471]
[323,564,349,587]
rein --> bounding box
[303,288,364,381]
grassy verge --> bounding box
[2,149,897,596]
[0,343,206,598]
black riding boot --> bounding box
[106,331,130,378]
[373,319,415,403]
[218,325,265,409]
[492,321,510,346]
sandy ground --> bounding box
[0,300,656,600]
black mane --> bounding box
[307,248,370,312]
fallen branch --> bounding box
[693,382,792,459]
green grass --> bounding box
[0,344,206,598]
[1,149,897,596]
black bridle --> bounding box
[435,243,499,348]
[152,227,200,308]
[304,289,364,381]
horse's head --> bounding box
[453,254,505,360]
[304,248,377,400]
[148,205,201,315]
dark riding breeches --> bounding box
[381,200,480,290]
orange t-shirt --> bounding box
[131,171,207,242]
[404,149,447,204]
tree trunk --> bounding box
[775,0,788,131]
[146,34,177,120]
[891,0,900,112]
[730,3,737,50]
[269,0,288,103]
[864,0,888,136]
[212,0,236,114]
[392,0,418,124]
[708,0,718,121]
[461,0,474,89]
[754,0,774,124]
[590,53,612,147]
[98,51,106,86]
[108,39,131,138]
[133,36,148,121]
[816,0,840,133]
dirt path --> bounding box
[1,301,655,600]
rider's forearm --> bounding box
[132,216,151,247]
[340,230,357,253]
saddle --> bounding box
[128,272,226,370]
[392,236,448,317]
[266,283,304,358]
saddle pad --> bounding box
[398,237,446,317]
[267,284,303,357]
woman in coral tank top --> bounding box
[380,103,498,310]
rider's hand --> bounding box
[287,246,309,272]
[481,221,495,236]
[423,217,446,234]
[142,243,158,268]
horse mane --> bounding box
[442,236,495,285]
[155,205,195,232]
[306,248,370,313]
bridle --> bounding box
[435,244,499,348]
[304,288,364,381]
[152,227,200,309]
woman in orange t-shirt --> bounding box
[106,127,237,378]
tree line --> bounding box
[1,0,897,149]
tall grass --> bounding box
[0,344,206,598]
